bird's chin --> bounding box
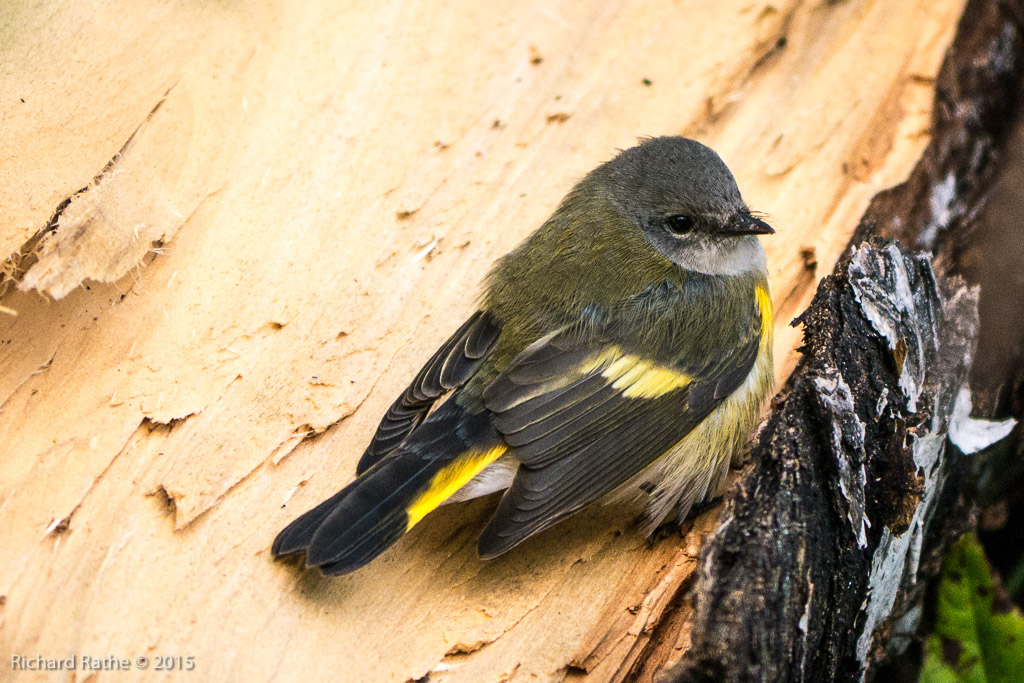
[659,234,767,277]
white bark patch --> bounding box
[849,244,934,412]
[917,173,956,249]
[856,427,946,666]
[814,374,870,548]
[949,386,1017,454]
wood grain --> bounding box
[0,1,967,680]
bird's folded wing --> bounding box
[478,325,759,558]
[356,310,500,474]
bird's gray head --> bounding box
[599,137,773,276]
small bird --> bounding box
[272,136,774,575]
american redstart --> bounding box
[273,136,774,575]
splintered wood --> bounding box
[0,1,966,681]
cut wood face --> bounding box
[0,1,968,681]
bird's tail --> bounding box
[271,399,506,575]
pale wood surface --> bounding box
[0,2,966,681]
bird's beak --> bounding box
[724,213,775,236]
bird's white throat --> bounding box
[670,234,768,276]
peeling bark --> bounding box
[4,85,200,299]
[663,2,1024,681]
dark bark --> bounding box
[661,2,1024,681]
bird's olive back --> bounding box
[478,136,766,380]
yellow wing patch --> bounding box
[756,284,773,350]
[406,445,508,529]
[582,347,692,399]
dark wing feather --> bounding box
[478,323,760,558]
[356,311,500,474]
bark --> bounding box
[666,2,1024,680]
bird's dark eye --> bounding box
[665,215,694,235]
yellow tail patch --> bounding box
[406,445,508,529]
[582,347,692,399]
